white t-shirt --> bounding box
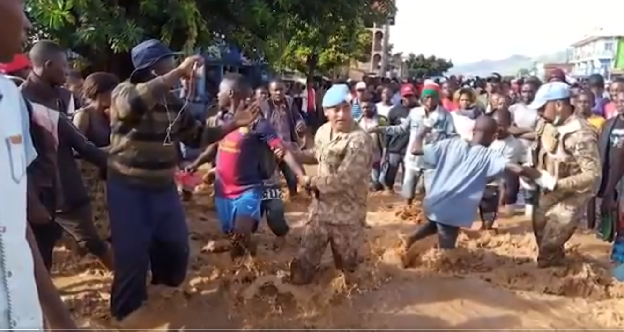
[376,102,393,118]
[451,113,476,141]
[509,103,539,157]
[0,75,43,329]
[489,135,523,164]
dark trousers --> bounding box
[279,161,298,195]
[31,186,62,271]
[107,176,189,321]
[258,198,289,236]
[411,219,460,249]
[381,152,404,189]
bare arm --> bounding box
[26,225,79,331]
[291,149,318,165]
[188,142,219,171]
[410,128,428,156]
[72,110,90,135]
[111,69,185,123]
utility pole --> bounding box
[379,20,390,78]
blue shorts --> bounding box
[215,188,262,233]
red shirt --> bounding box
[442,98,458,111]
[605,102,618,119]
[215,118,282,198]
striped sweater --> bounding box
[108,76,222,187]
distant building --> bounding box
[568,26,624,77]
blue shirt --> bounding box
[382,106,456,170]
[351,100,363,120]
[422,137,508,228]
[392,92,402,106]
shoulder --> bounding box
[315,122,331,141]
[112,81,138,100]
[347,128,373,155]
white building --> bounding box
[568,26,624,78]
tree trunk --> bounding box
[306,52,318,81]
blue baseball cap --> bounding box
[528,82,571,110]
[131,39,182,70]
[322,84,351,108]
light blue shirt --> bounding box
[0,75,41,329]
[382,106,456,170]
[422,137,508,228]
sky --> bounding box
[389,0,624,64]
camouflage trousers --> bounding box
[532,191,590,268]
[290,217,364,285]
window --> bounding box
[604,41,614,51]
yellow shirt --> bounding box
[587,115,605,130]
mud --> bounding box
[52,185,624,330]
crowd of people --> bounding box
[1,0,624,329]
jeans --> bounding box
[411,219,460,249]
[371,161,383,190]
[380,152,404,189]
[401,168,423,200]
[279,161,298,195]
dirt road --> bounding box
[53,191,624,330]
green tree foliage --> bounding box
[404,53,454,78]
[27,0,395,78]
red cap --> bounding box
[0,54,30,74]
[400,84,416,96]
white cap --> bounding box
[355,82,367,90]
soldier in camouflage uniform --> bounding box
[528,82,601,268]
[290,84,373,285]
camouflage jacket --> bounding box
[307,122,373,225]
[535,116,601,195]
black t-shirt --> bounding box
[385,104,411,154]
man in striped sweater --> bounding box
[107,39,256,322]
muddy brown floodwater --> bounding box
[52,179,624,330]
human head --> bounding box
[322,84,353,132]
[381,86,393,103]
[360,92,375,117]
[492,108,512,138]
[520,77,541,104]
[0,0,31,62]
[217,73,252,110]
[548,68,567,83]
[486,74,501,94]
[355,81,367,98]
[82,72,119,114]
[575,89,595,117]
[490,92,510,111]
[29,40,68,86]
[441,80,457,100]
[421,84,440,111]
[615,91,624,116]
[528,82,573,125]
[400,83,418,108]
[454,88,476,110]
[587,74,605,95]
[131,39,180,78]
[472,115,499,147]
[255,86,268,100]
[268,79,286,102]
[609,78,624,101]
[66,70,83,94]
